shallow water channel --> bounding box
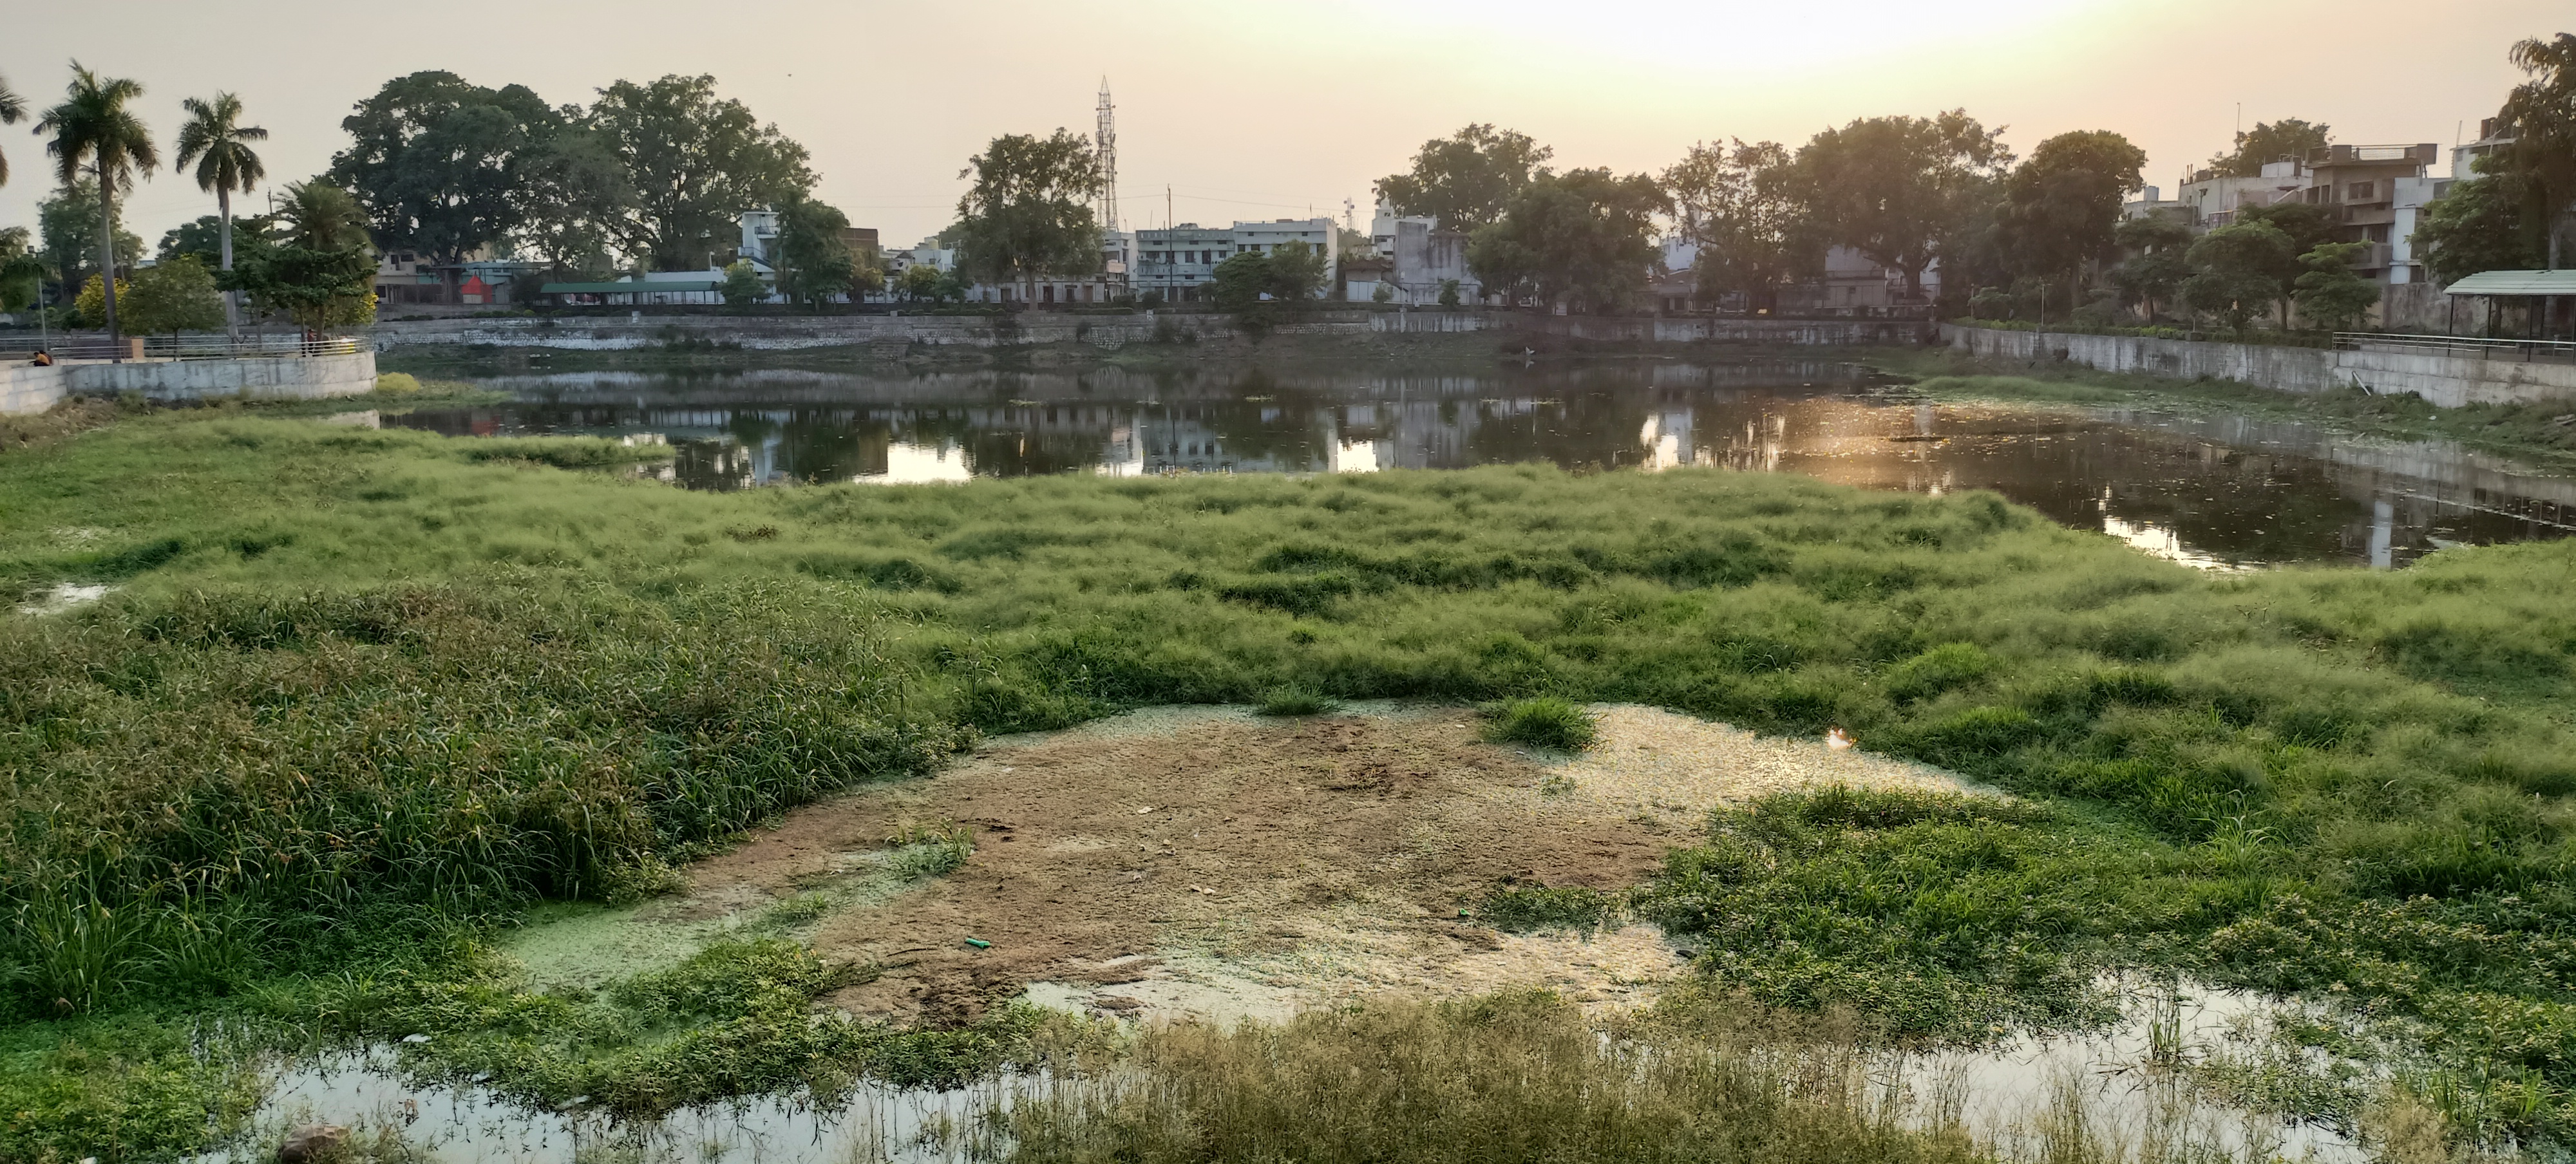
[214,979,2364,1163]
[397,359,2576,570]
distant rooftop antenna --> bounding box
[1095,79,1120,235]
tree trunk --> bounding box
[99,167,121,349]
[219,186,238,345]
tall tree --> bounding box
[228,182,376,332]
[587,74,813,270]
[1468,168,1668,314]
[0,227,41,313]
[2500,33,2576,267]
[0,74,23,188]
[1995,130,2147,296]
[121,254,225,337]
[2181,220,2293,332]
[773,196,857,310]
[37,63,158,343]
[2206,118,2331,177]
[2235,202,2339,326]
[1793,111,2012,302]
[1663,138,1812,312]
[175,91,267,341]
[2108,215,2192,321]
[2415,157,2545,284]
[951,129,1101,290]
[37,180,138,301]
[2292,241,2380,333]
[1376,124,1553,230]
[330,71,562,268]
[512,124,632,279]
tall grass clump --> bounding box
[998,992,1985,1164]
[1482,697,1600,751]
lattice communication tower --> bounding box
[1095,79,1120,234]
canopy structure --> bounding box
[2442,270,2576,297]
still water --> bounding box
[395,361,2576,570]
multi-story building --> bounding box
[1131,218,1337,303]
[373,246,542,308]
[2175,160,2312,229]
[2453,117,2517,180]
[2300,144,2443,285]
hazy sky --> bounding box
[2,1,2562,255]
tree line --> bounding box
[1370,32,2571,330]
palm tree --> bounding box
[36,63,156,346]
[175,92,267,341]
[0,75,24,187]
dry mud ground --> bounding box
[624,704,1973,1025]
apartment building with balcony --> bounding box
[2300,143,2445,285]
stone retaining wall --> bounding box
[0,351,378,416]
[1946,325,2576,408]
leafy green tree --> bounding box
[37,63,158,341]
[898,263,944,302]
[71,273,123,328]
[2233,202,2338,324]
[1437,279,1461,308]
[2415,157,2545,284]
[2181,220,2293,331]
[775,198,857,310]
[121,254,225,336]
[1375,124,1553,230]
[0,74,23,187]
[2292,241,2380,332]
[952,129,1101,291]
[1211,250,1272,313]
[721,258,768,306]
[1994,130,2147,296]
[1267,239,1327,303]
[37,179,139,299]
[0,227,43,312]
[175,91,267,340]
[330,71,560,267]
[2206,118,2331,177]
[1467,168,1668,313]
[588,75,814,270]
[2499,33,2576,267]
[512,124,632,280]
[227,182,376,331]
[158,214,228,265]
[1792,110,2012,303]
[1663,138,1812,312]
[2108,215,2192,321]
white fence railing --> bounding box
[2334,332,2576,362]
[0,335,365,362]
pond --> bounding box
[391,361,2576,570]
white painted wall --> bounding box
[0,352,378,416]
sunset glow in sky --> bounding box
[2,1,2562,251]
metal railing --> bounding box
[2334,332,2576,362]
[0,335,364,362]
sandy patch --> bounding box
[601,703,1977,1026]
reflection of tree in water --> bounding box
[1463,391,1665,471]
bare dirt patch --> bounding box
[656,704,1973,1025]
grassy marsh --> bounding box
[3,406,2575,1156]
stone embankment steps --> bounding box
[0,350,379,416]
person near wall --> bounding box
[29,350,52,366]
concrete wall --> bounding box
[366,310,1498,352]
[0,352,377,416]
[367,309,1924,352]
[1946,324,2576,408]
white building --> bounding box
[2176,160,2312,230]
[1365,206,1482,306]
[1131,218,1338,303]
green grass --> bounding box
[1875,346,2576,466]
[1481,696,1602,751]
[4,408,2576,1154]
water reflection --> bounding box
[392,363,2576,570]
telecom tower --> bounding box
[1095,79,1120,234]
